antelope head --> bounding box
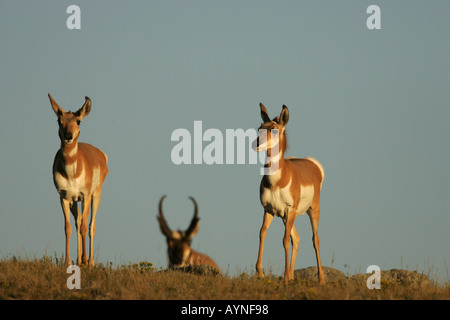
[157,195,200,267]
[157,195,220,272]
[253,103,288,154]
[49,94,91,146]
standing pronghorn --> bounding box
[157,195,220,273]
[49,94,108,268]
[254,103,325,284]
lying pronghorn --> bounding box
[49,94,108,268]
[157,195,220,273]
[253,103,325,284]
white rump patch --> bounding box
[305,157,325,190]
[101,150,108,164]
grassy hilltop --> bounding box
[0,255,449,300]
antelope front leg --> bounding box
[70,202,82,266]
[60,198,72,266]
[289,225,300,280]
[283,211,296,284]
[256,212,273,277]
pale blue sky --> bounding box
[1,1,449,280]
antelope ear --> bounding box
[48,94,64,118]
[260,103,271,123]
[279,105,289,126]
[74,96,91,119]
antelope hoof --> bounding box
[256,265,265,278]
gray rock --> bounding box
[294,266,347,283]
[350,269,430,287]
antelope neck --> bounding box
[264,145,285,182]
[61,139,79,165]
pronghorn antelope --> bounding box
[157,195,220,272]
[49,94,109,268]
[254,103,325,284]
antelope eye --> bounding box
[76,120,81,125]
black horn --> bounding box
[157,195,173,238]
[185,197,200,240]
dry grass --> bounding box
[0,255,449,300]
